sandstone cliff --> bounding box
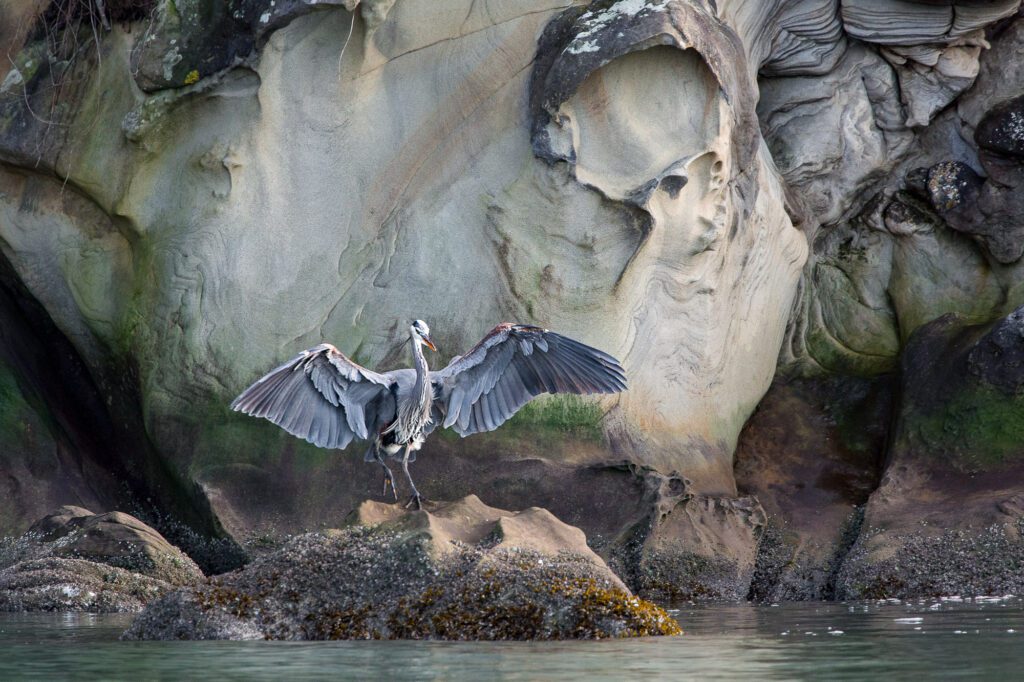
[1,0,1023,599]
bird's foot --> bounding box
[404,493,424,510]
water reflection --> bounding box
[0,600,1021,681]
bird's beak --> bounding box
[423,335,437,352]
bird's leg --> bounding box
[373,450,398,501]
[401,446,423,510]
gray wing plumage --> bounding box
[430,323,627,437]
[231,343,396,450]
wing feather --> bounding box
[231,344,396,450]
[431,324,627,437]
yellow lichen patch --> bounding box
[184,70,200,85]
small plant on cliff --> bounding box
[28,0,156,65]
[506,394,605,441]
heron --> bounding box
[231,320,627,509]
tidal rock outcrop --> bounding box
[0,0,805,597]
[25,505,205,584]
[124,496,680,640]
[762,4,1024,599]
[0,506,204,612]
[834,309,1024,599]
[735,376,889,601]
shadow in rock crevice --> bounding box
[0,247,242,574]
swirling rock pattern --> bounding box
[1,0,1023,601]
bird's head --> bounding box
[410,319,437,351]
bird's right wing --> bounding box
[430,323,627,436]
[231,343,396,450]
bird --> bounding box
[230,320,627,509]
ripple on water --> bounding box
[0,600,1022,681]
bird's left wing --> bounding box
[430,323,627,437]
[231,343,396,450]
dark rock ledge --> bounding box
[123,495,681,641]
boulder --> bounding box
[0,506,204,612]
[624,494,766,603]
[25,506,205,586]
[123,496,680,640]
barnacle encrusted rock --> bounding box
[0,506,204,612]
[26,506,204,585]
[833,309,1024,599]
[123,496,681,640]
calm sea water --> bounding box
[0,598,1021,680]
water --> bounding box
[1,599,1022,680]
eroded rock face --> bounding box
[123,496,680,640]
[2,0,1024,603]
[761,4,1024,598]
[783,8,1024,375]
[735,376,889,601]
[0,0,807,596]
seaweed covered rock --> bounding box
[123,496,680,640]
[0,506,204,612]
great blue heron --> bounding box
[231,320,627,508]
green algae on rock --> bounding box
[832,309,1024,599]
[123,496,681,640]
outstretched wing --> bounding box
[430,323,627,437]
[231,343,396,450]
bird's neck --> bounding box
[411,337,430,400]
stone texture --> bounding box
[2,0,1024,607]
[348,494,627,590]
[755,0,847,77]
[756,0,1024,590]
[0,506,204,612]
[913,146,1024,266]
[840,0,1019,46]
[735,376,888,601]
[967,306,1024,394]
[976,93,1024,158]
[123,496,680,640]
[0,558,176,613]
[785,189,1004,375]
[834,310,1024,599]
[25,506,205,585]
[129,0,357,92]
[625,494,766,603]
